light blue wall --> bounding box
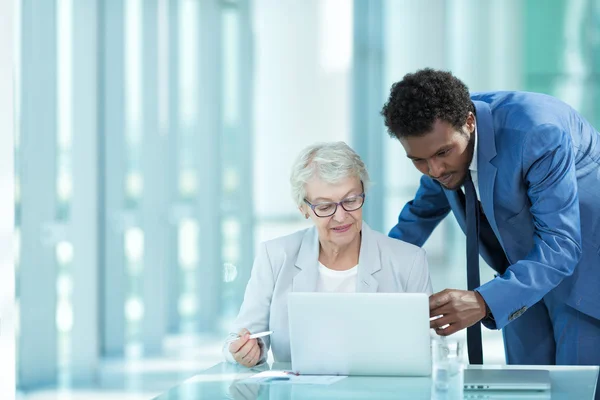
[14,0,600,388]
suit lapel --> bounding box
[356,223,381,293]
[293,227,320,292]
[472,100,506,252]
[445,190,467,233]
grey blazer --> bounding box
[223,222,433,363]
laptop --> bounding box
[464,369,551,392]
[287,292,431,376]
[464,392,551,400]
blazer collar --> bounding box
[293,222,381,293]
[469,101,506,251]
[473,100,497,165]
[442,101,504,247]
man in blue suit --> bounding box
[381,69,600,393]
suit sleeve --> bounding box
[223,242,275,364]
[389,174,452,246]
[477,124,582,330]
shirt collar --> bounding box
[468,123,478,173]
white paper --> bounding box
[238,370,347,385]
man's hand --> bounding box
[429,289,488,336]
[229,328,262,367]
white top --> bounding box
[316,262,358,293]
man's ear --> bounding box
[466,112,476,134]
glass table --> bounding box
[153,361,599,400]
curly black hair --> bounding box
[380,68,474,139]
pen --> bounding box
[226,330,273,344]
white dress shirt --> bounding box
[468,124,481,198]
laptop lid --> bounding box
[464,369,551,391]
[288,292,431,376]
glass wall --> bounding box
[13,0,600,389]
[252,0,353,246]
[1,0,16,397]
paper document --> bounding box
[238,370,346,385]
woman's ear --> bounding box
[299,206,309,219]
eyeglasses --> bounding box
[304,193,366,218]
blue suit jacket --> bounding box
[390,91,600,330]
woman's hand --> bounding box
[229,328,262,367]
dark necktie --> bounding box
[464,172,484,365]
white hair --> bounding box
[289,141,371,207]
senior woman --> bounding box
[224,141,433,367]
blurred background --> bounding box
[12,0,600,399]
